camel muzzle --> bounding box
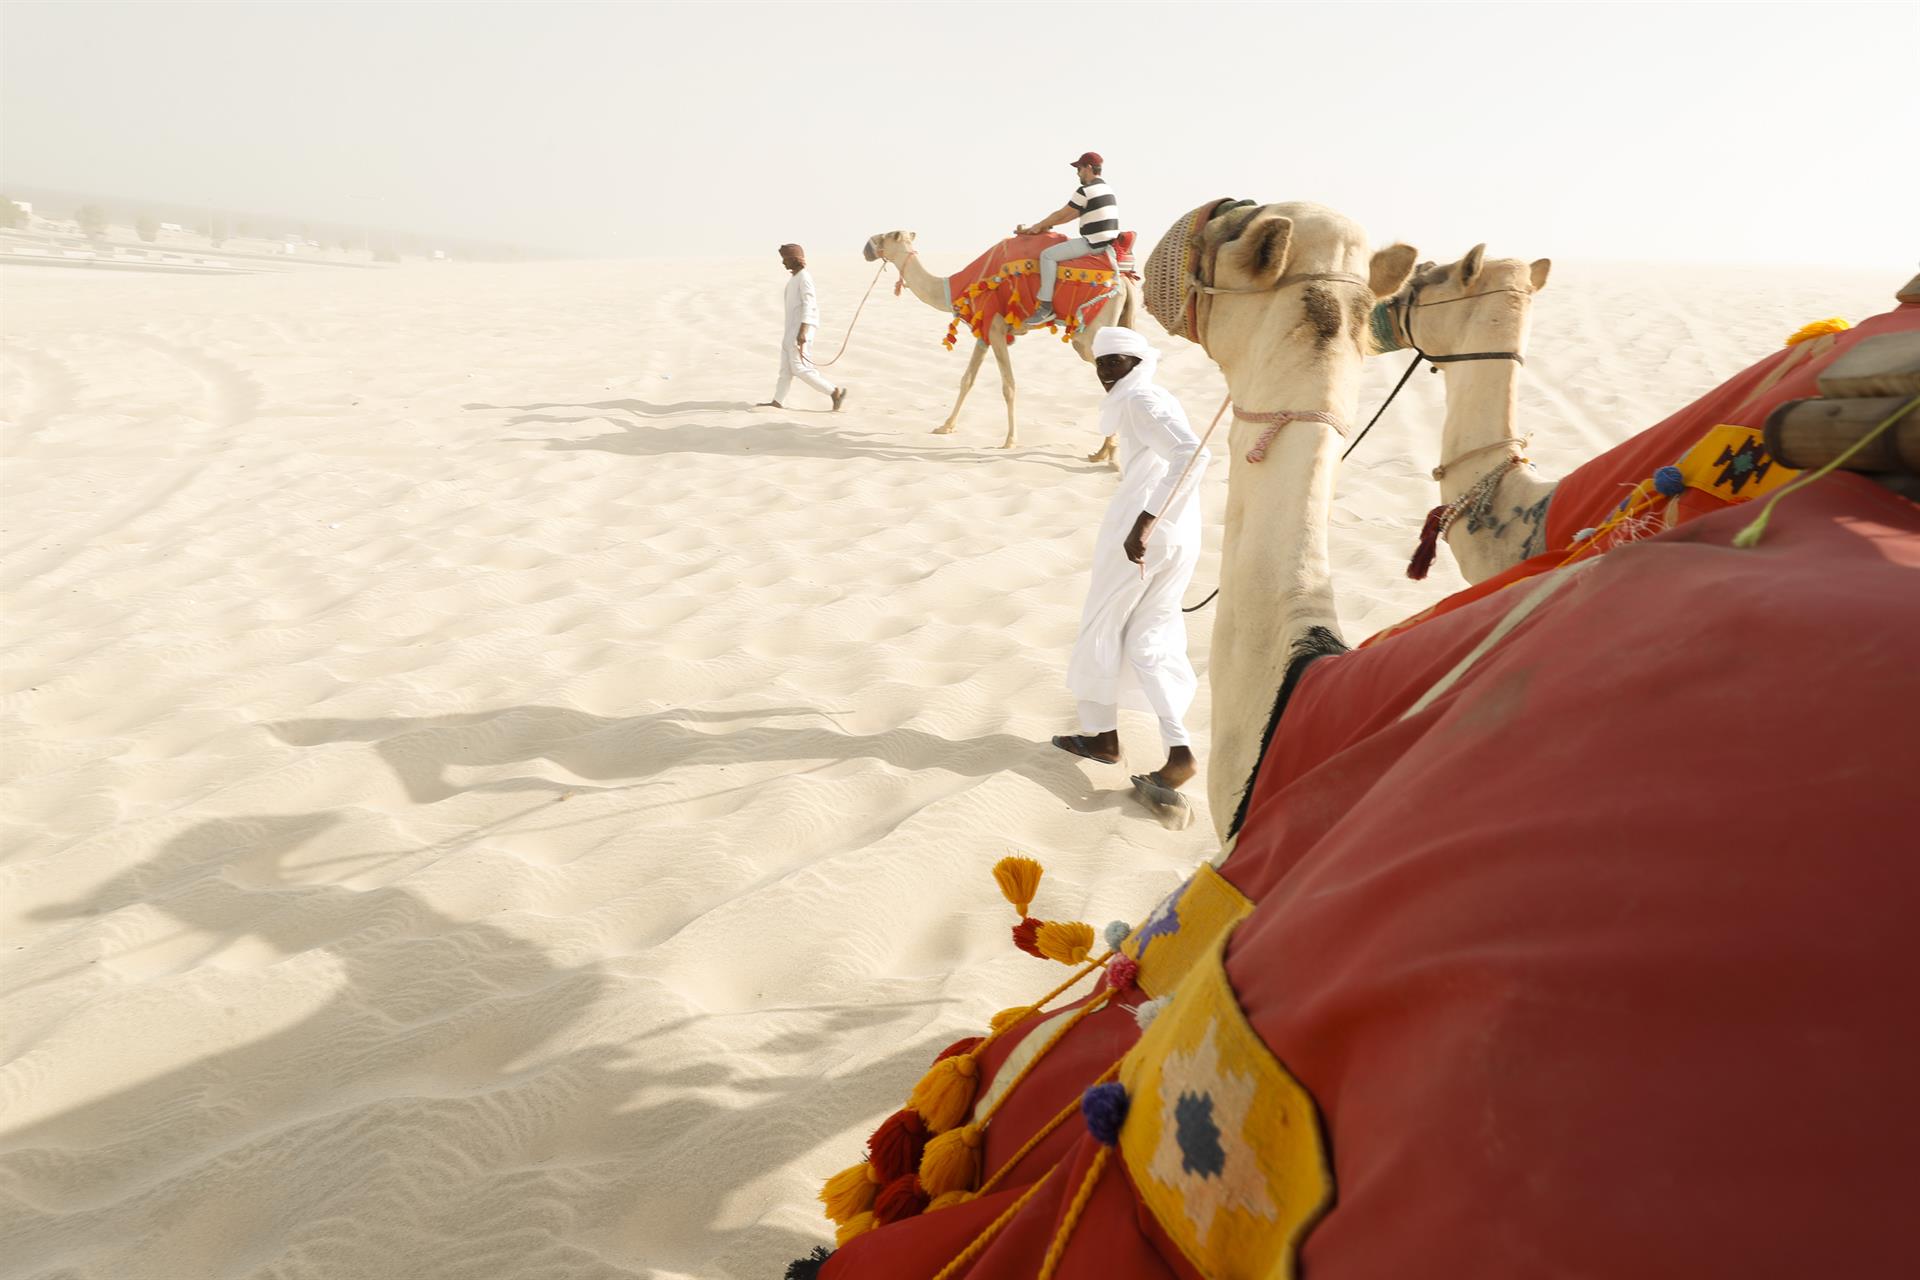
[862,239,877,262]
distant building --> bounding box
[431,249,447,261]
[160,222,183,232]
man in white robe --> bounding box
[759,243,847,411]
[1052,326,1209,797]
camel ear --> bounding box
[1461,243,1488,287]
[1369,243,1419,300]
[1217,211,1294,288]
[1529,257,1552,291]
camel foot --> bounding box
[1130,773,1194,830]
[999,439,1017,450]
[932,424,957,435]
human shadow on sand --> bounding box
[467,399,1099,472]
[12,810,952,1277]
[266,703,1135,816]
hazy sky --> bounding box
[3,0,1914,267]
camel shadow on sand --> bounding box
[11,809,955,1277]
[465,400,1101,472]
[265,702,1136,816]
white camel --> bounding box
[864,230,1137,458]
[1152,202,1417,843]
[1376,246,1555,583]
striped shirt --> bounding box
[1068,179,1121,247]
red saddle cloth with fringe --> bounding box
[816,303,1920,1280]
[942,232,1136,348]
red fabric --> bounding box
[1219,476,1920,1278]
[946,233,1136,342]
[824,305,1920,1278]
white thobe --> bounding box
[1066,361,1209,748]
[775,268,835,401]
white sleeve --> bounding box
[1138,396,1208,516]
[799,275,821,327]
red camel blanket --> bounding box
[942,232,1136,349]
[808,300,1920,1280]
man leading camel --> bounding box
[1014,151,1122,329]
[759,243,847,411]
[1051,327,1208,802]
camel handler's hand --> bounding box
[1125,511,1157,565]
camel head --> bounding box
[1382,245,1552,358]
[863,230,916,264]
[1195,201,1418,386]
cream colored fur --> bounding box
[1197,203,1417,845]
[1390,247,1556,582]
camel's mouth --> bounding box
[862,238,877,262]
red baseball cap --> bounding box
[1069,151,1103,168]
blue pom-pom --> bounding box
[1081,1081,1130,1145]
[1653,465,1686,497]
[1104,920,1131,951]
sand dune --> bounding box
[0,255,1895,1278]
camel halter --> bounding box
[1337,281,1530,462]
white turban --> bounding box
[1093,326,1155,360]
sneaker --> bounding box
[1022,305,1056,328]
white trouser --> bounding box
[775,340,835,402]
[1077,699,1191,751]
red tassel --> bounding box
[1012,917,1044,958]
[934,1035,982,1063]
[1408,505,1447,580]
[873,1174,930,1225]
[866,1108,929,1182]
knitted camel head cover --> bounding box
[1143,198,1256,343]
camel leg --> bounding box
[990,328,1017,448]
[934,340,988,435]
[1074,318,1117,465]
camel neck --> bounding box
[1435,358,1523,505]
[891,251,953,311]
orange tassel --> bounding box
[989,1004,1033,1033]
[819,1161,881,1224]
[992,856,1044,916]
[908,1051,979,1132]
[834,1210,877,1247]
[919,1123,984,1196]
[1035,921,1095,966]
[927,1189,975,1212]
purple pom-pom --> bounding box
[1653,465,1686,497]
[1081,1081,1130,1146]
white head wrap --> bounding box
[1093,326,1154,360]
[1094,327,1161,435]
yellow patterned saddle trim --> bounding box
[1120,921,1332,1278]
[1120,863,1253,999]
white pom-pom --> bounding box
[1132,995,1172,1031]
[1103,920,1131,951]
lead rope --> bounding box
[805,260,892,369]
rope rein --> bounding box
[804,260,891,369]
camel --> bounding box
[863,229,1137,459]
[1377,246,1555,583]
[1167,202,1418,843]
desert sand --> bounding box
[0,254,1894,1278]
